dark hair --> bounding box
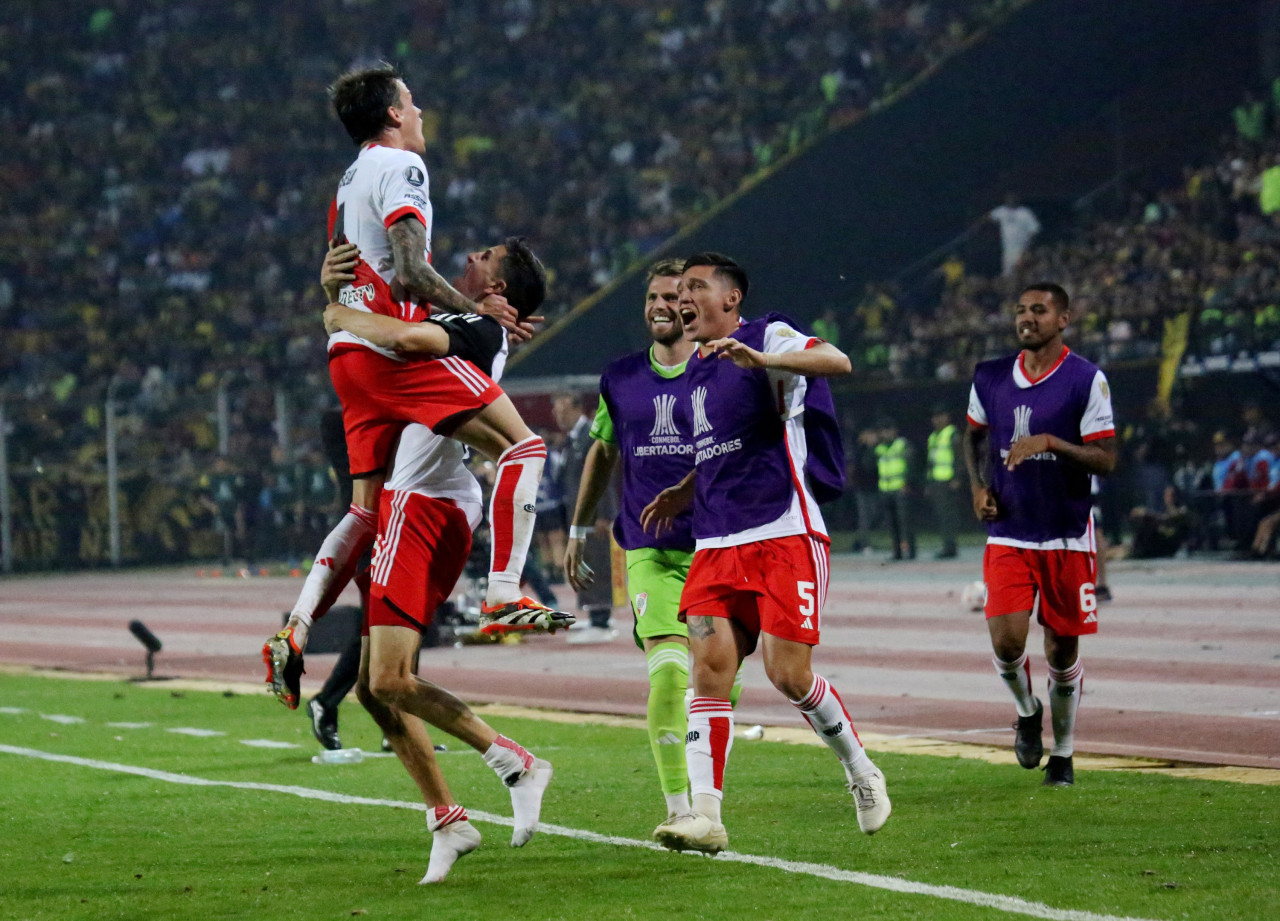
[683,252,749,300]
[1021,282,1070,312]
[330,64,403,146]
[497,236,547,320]
[645,258,685,283]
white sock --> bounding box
[421,805,480,884]
[687,697,733,823]
[791,674,874,778]
[1047,659,1083,758]
[482,734,534,786]
[509,758,552,847]
[485,436,546,606]
[994,652,1039,718]
[291,504,377,643]
[665,791,691,817]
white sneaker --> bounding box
[421,810,481,883]
[848,767,891,834]
[653,812,728,854]
[509,757,552,847]
[566,625,617,645]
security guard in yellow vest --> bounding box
[876,418,916,560]
[926,405,963,559]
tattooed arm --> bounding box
[387,218,488,315]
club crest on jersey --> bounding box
[650,394,680,438]
[691,386,713,437]
[634,592,648,619]
[404,165,425,187]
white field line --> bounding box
[0,744,1161,921]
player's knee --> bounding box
[367,669,411,708]
[763,661,811,701]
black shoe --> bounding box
[1013,699,1044,769]
[934,548,958,560]
[307,698,340,751]
[1042,754,1074,786]
[1095,584,1112,603]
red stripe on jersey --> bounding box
[327,199,339,242]
[1017,345,1070,384]
[383,205,425,229]
[1082,428,1115,443]
[966,415,988,429]
[803,337,820,348]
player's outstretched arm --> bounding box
[565,439,621,591]
[707,338,851,377]
[387,217,520,327]
[323,304,450,356]
[1005,434,1117,475]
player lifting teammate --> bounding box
[642,253,890,853]
[264,65,569,707]
[964,282,1117,786]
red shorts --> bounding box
[364,489,472,635]
[679,534,830,646]
[983,544,1099,637]
[329,345,503,477]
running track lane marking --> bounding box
[0,744,1160,921]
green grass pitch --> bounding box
[0,672,1275,921]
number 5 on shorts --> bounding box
[798,581,815,616]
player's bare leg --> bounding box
[366,625,551,845]
[263,474,382,707]
[764,634,890,834]
[1042,626,1081,786]
[988,609,1045,769]
[655,614,743,853]
[355,636,479,883]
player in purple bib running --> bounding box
[963,282,1117,787]
[641,253,890,853]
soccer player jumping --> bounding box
[641,253,890,853]
[964,283,1117,787]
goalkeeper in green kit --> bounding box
[565,260,742,837]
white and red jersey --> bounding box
[383,427,483,531]
[327,144,434,360]
[679,317,827,551]
[967,348,1115,551]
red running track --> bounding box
[1,554,1277,769]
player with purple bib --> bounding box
[642,252,890,853]
[963,282,1117,787]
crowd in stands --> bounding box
[0,0,1012,479]
[5,2,1277,567]
[836,85,1280,384]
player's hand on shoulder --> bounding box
[707,337,766,369]
[321,242,360,300]
[475,293,527,339]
